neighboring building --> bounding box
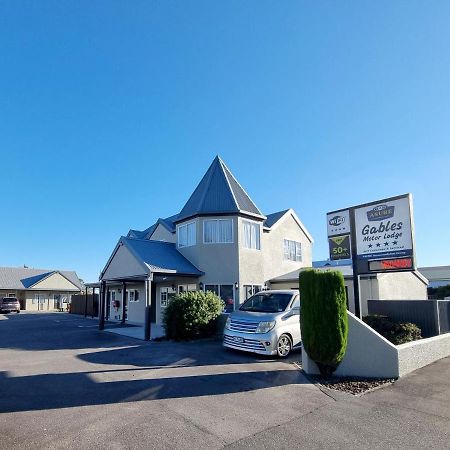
[418,265,450,289]
[100,156,313,336]
[0,266,83,311]
[270,259,428,316]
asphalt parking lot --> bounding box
[1,312,449,449]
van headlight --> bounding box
[256,321,276,333]
[225,316,231,330]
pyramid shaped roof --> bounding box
[175,156,265,223]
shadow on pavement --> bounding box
[0,367,308,413]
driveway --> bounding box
[0,313,449,449]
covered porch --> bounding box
[99,237,203,340]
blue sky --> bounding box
[1,1,449,282]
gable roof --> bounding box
[121,237,203,276]
[175,156,265,223]
[263,208,314,243]
[0,267,82,291]
[128,214,178,239]
[264,209,290,228]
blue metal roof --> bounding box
[176,156,264,223]
[123,237,203,276]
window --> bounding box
[283,239,302,261]
[8,293,15,297]
[177,221,196,248]
[33,293,46,304]
[160,287,176,307]
[244,285,262,300]
[203,219,233,244]
[178,284,197,294]
[204,284,235,313]
[242,220,260,250]
[127,289,140,302]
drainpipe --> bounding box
[144,275,153,341]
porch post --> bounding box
[99,280,106,330]
[144,275,152,341]
[121,281,126,324]
[84,288,88,317]
[105,286,110,321]
[91,287,95,318]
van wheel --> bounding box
[277,334,292,358]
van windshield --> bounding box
[239,293,293,313]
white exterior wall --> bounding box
[237,216,265,304]
[177,216,240,300]
[103,244,148,280]
[263,212,312,282]
[377,271,427,300]
[106,282,146,324]
[32,272,80,291]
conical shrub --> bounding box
[300,269,348,376]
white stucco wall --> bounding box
[377,271,427,300]
[263,212,312,282]
[303,312,400,378]
[302,312,450,379]
[397,333,450,377]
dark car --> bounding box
[0,297,20,313]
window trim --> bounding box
[177,220,197,248]
[203,218,234,244]
[203,283,235,313]
[242,219,261,250]
[283,239,302,262]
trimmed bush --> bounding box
[363,315,422,345]
[300,269,348,377]
[163,290,224,340]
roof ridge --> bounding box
[221,161,264,217]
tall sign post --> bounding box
[327,193,416,318]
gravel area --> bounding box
[310,375,396,395]
[294,361,396,395]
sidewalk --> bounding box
[104,323,165,340]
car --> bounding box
[0,297,20,314]
[223,290,300,357]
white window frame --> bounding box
[8,293,15,297]
[203,283,235,312]
[283,239,302,262]
[127,289,140,302]
[177,221,197,248]
[203,218,234,244]
[242,220,261,250]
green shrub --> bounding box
[363,315,422,345]
[300,269,348,377]
[163,290,224,340]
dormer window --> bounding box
[203,219,233,244]
[177,221,196,248]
